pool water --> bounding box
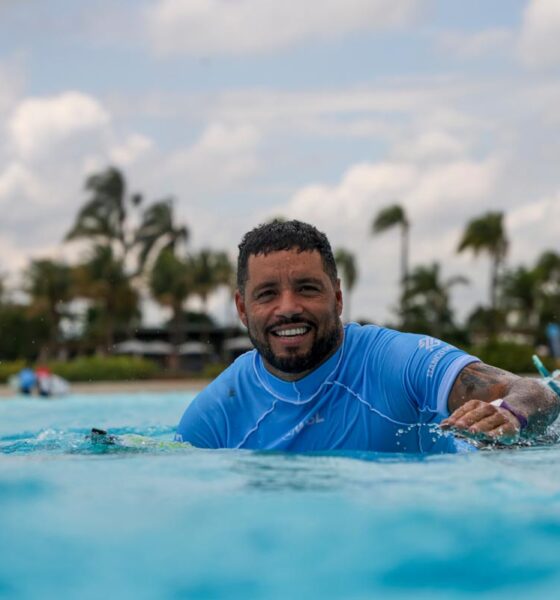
[1,391,560,600]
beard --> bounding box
[246,311,343,375]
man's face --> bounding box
[235,249,343,380]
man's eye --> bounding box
[299,285,320,294]
[255,290,275,300]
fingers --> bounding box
[440,400,520,442]
[441,400,493,429]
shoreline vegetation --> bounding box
[1,167,559,378]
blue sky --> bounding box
[1,0,560,325]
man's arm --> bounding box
[440,362,560,442]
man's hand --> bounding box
[447,362,560,438]
[441,399,521,443]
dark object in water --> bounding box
[89,428,117,445]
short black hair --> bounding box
[237,219,338,293]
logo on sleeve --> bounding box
[418,337,442,352]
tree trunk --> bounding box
[400,223,410,326]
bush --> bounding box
[200,362,228,380]
[0,360,26,383]
[46,355,160,382]
[463,341,554,374]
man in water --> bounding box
[176,220,560,452]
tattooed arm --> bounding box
[440,362,560,442]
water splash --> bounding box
[0,426,190,456]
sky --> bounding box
[1,0,560,327]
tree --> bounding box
[371,204,410,323]
[66,166,188,279]
[334,248,358,322]
[65,166,140,265]
[65,167,189,351]
[135,198,189,273]
[457,211,508,313]
[402,262,468,338]
[533,251,560,340]
[187,250,233,313]
[73,245,140,352]
[500,266,540,333]
[0,303,50,361]
[149,249,192,370]
[24,259,73,360]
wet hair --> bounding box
[237,219,338,293]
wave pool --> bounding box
[1,390,560,599]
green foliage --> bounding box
[46,355,159,382]
[398,262,467,340]
[0,304,50,361]
[457,211,508,313]
[66,167,129,249]
[372,204,408,233]
[74,245,141,350]
[457,211,508,258]
[135,199,188,270]
[187,249,233,309]
[0,360,26,383]
[200,362,227,380]
[334,247,358,322]
[334,248,357,291]
[371,203,410,327]
[462,341,554,374]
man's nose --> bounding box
[276,290,303,317]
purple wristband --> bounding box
[492,399,528,430]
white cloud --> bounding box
[164,122,261,189]
[9,91,110,159]
[147,0,427,56]
[0,162,41,204]
[519,0,560,68]
[390,130,468,161]
[0,57,25,116]
[437,28,514,59]
[109,133,153,166]
[283,157,499,231]
[507,191,560,265]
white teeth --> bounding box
[275,327,308,337]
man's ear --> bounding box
[234,289,248,327]
[335,278,343,317]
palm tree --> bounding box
[66,167,189,278]
[0,273,5,304]
[24,259,73,359]
[187,250,233,313]
[500,266,539,332]
[534,251,560,339]
[65,166,140,264]
[149,249,192,370]
[403,262,468,338]
[334,248,358,322]
[535,251,560,288]
[371,204,410,322]
[135,198,189,274]
[457,211,508,312]
[73,245,140,353]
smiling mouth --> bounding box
[270,325,312,338]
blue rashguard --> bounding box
[176,323,479,453]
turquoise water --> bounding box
[1,391,560,600]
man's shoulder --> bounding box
[196,350,257,401]
[343,322,407,349]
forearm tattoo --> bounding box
[449,362,560,431]
[449,363,515,412]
